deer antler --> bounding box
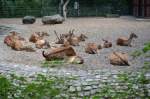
[54,30,60,41]
[71,29,75,34]
[102,39,108,43]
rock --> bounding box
[22,16,36,24]
[90,89,97,95]
[69,86,76,92]
[42,14,64,24]
[76,86,82,91]
[83,86,92,91]
[78,92,84,97]
[84,91,91,96]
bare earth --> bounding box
[0,17,150,72]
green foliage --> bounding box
[91,70,149,99]
[41,59,65,67]
[143,62,150,71]
[131,41,150,58]
[131,50,143,58]
[0,75,12,99]
[0,74,68,99]
[0,0,131,17]
[143,42,150,53]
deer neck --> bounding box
[127,35,134,45]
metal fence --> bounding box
[0,0,131,18]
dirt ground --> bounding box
[0,17,150,72]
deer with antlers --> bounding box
[55,29,87,46]
[29,32,50,49]
[42,46,84,64]
[4,31,35,52]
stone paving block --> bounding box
[84,91,91,96]
[76,86,82,92]
[69,86,76,92]
[83,86,92,91]
[78,92,84,97]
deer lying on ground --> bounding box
[102,39,112,48]
[35,40,50,49]
[42,46,84,64]
[68,33,88,46]
[29,32,50,49]
[108,52,130,66]
[85,43,100,54]
[55,30,74,44]
[4,31,25,46]
[55,30,88,46]
[29,32,42,43]
[116,33,138,47]
[42,46,76,61]
[67,56,84,64]
[4,31,35,52]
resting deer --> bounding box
[67,56,84,64]
[29,32,42,43]
[4,31,35,52]
[117,33,138,47]
[108,52,130,66]
[42,46,76,61]
[29,32,50,49]
[78,34,88,41]
[67,36,80,46]
[102,39,112,48]
[85,43,99,54]
[35,40,50,49]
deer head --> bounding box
[130,33,138,39]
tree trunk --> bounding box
[62,0,70,20]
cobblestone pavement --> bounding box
[0,61,150,98]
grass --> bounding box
[131,41,150,58]
[143,42,150,53]
[0,74,69,99]
[130,50,143,58]
[90,62,150,99]
[41,59,65,68]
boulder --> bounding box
[42,14,64,24]
[22,16,36,24]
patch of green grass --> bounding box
[131,50,143,58]
[143,42,150,53]
[91,71,149,99]
[41,59,65,68]
[142,62,150,70]
[0,74,69,99]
